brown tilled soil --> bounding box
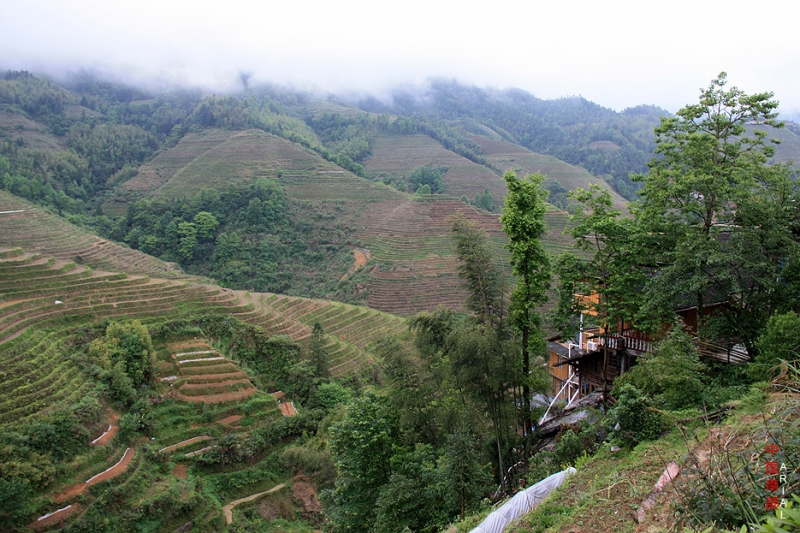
[173,463,189,480]
[175,388,257,403]
[91,412,120,446]
[280,402,297,417]
[29,504,80,529]
[168,341,213,351]
[217,415,242,425]
[54,448,135,503]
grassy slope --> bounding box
[467,133,630,212]
[458,390,795,533]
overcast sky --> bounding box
[2,0,799,117]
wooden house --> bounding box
[545,298,746,411]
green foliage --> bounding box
[473,188,494,212]
[374,444,451,533]
[281,442,337,488]
[0,477,32,528]
[542,177,569,210]
[408,165,447,194]
[606,384,661,447]
[633,73,799,347]
[443,427,492,519]
[450,213,504,329]
[756,495,800,532]
[193,210,219,239]
[325,393,399,533]
[552,184,646,346]
[309,322,330,380]
[750,312,800,381]
[118,398,153,443]
[614,324,706,410]
[501,170,551,436]
[90,320,154,390]
[316,382,352,412]
[552,416,602,468]
[115,184,362,302]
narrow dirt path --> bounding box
[29,504,80,529]
[222,483,286,524]
[90,412,119,446]
[158,436,211,454]
[217,415,242,425]
[54,448,135,503]
[280,401,297,417]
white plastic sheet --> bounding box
[470,467,576,533]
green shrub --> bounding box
[316,382,352,412]
[606,384,661,447]
[614,324,705,410]
[749,312,800,381]
[555,429,583,467]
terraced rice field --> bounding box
[161,340,258,403]
[363,132,508,201]
[466,133,630,212]
[0,239,408,427]
[260,293,408,375]
[0,190,182,278]
[115,128,405,206]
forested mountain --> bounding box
[352,80,670,199]
[2,70,798,311]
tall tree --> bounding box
[633,72,792,344]
[326,394,398,533]
[501,171,551,439]
[309,322,330,379]
[450,213,504,329]
[552,185,644,400]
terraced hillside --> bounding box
[159,340,259,403]
[467,133,630,211]
[354,197,573,316]
[0,190,183,278]
[744,122,800,165]
[363,131,508,201]
[25,334,285,532]
[114,128,407,206]
[0,249,405,421]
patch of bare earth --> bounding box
[292,475,323,518]
[218,415,242,426]
[173,464,188,480]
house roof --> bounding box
[547,342,586,366]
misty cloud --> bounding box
[1,0,798,117]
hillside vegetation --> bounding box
[4,71,799,315]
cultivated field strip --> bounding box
[0,241,410,425]
[466,133,630,212]
[0,190,183,278]
[363,131,508,201]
